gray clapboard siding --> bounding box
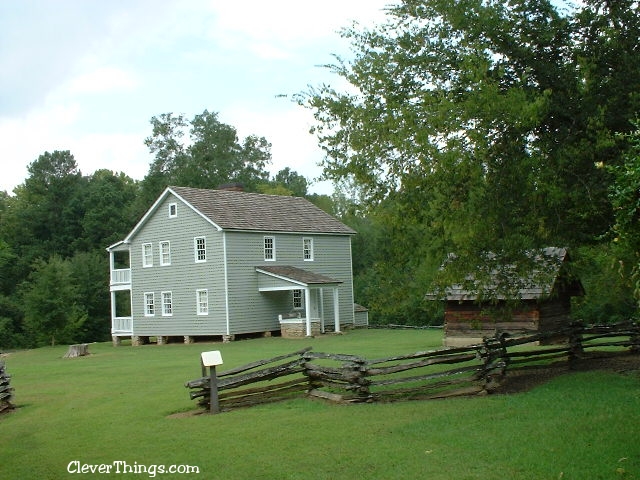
[116,187,356,339]
[130,194,227,336]
[224,231,354,334]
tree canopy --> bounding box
[140,110,272,204]
[299,0,640,300]
[0,118,323,348]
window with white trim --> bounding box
[161,291,173,316]
[196,289,208,315]
[292,289,303,309]
[142,243,153,267]
[264,236,275,261]
[144,292,155,316]
[169,203,177,218]
[303,237,314,261]
[159,241,171,266]
[194,236,206,263]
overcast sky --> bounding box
[0,0,391,195]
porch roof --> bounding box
[255,265,342,290]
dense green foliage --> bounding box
[299,0,640,322]
[1,330,639,479]
[2,1,639,344]
[0,112,323,349]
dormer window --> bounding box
[169,203,177,218]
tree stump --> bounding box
[63,344,90,358]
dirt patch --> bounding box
[492,351,640,395]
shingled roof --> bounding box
[256,265,343,285]
[169,186,355,234]
[442,247,584,302]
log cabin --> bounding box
[433,247,584,347]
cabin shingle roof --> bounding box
[170,186,355,235]
[440,247,584,301]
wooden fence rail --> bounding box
[185,321,640,412]
[0,361,14,414]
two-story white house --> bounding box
[107,185,358,345]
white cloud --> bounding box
[223,102,331,193]
[0,105,80,192]
[0,0,392,196]
[0,105,149,193]
[62,67,140,95]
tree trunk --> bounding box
[63,344,90,358]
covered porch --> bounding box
[107,240,133,338]
[255,266,343,337]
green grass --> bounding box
[1,329,639,479]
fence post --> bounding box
[568,321,584,365]
[481,332,508,393]
[352,358,371,402]
[630,321,640,354]
[0,361,14,414]
[201,351,223,414]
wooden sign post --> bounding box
[200,351,223,414]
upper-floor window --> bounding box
[169,203,177,218]
[264,236,275,261]
[142,243,153,268]
[303,237,314,261]
[292,289,303,309]
[144,292,155,316]
[161,291,173,316]
[196,289,208,315]
[160,241,171,266]
[194,237,206,263]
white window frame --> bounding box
[144,292,155,316]
[292,289,303,310]
[196,289,209,315]
[159,241,171,266]
[303,237,314,261]
[194,236,207,263]
[142,243,153,268]
[264,236,275,261]
[168,203,177,218]
[161,291,173,316]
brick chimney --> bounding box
[217,182,244,192]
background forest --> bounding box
[1,0,639,349]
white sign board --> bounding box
[201,350,223,367]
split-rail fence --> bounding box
[185,321,640,413]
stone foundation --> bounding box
[132,336,150,346]
[280,320,321,338]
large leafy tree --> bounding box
[75,169,140,251]
[607,121,640,305]
[2,151,86,275]
[300,0,640,297]
[141,110,272,203]
[21,255,87,347]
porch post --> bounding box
[319,289,325,333]
[110,290,116,334]
[109,250,115,276]
[333,287,341,333]
[305,287,312,336]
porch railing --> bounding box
[112,317,132,334]
[110,268,131,285]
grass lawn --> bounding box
[1,329,639,479]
